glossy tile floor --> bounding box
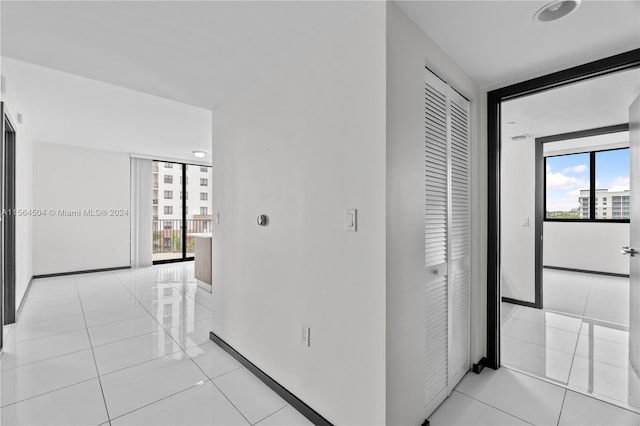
[0,263,311,426]
[501,269,640,414]
[429,367,640,426]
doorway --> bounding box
[487,49,640,410]
[1,102,17,351]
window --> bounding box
[152,162,213,264]
[200,207,208,215]
[545,152,589,219]
[545,147,629,221]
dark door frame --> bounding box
[486,48,640,370]
[1,102,17,350]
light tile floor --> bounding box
[501,269,640,415]
[0,263,311,426]
[430,367,640,426]
[3,264,638,425]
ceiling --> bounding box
[2,1,638,110]
[0,1,369,109]
[502,67,640,139]
[396,0,640,89]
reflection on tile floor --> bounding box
[0,262,311,426]
[430,368,640,426]
[501,269,640,413]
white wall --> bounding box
[501,137,536,303]
[385,3,482,424]
[211,4,387,425]
[544,222,629,275]
[33,142,130,275]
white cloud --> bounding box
[547,189,585,211]
[546,172,587,190]
[609,176,630,192]
[547,196,581,212]
[563,164,587,174]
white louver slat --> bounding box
[424,69,471,418]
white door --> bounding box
[423,69,471,416]
[627,95,639,375]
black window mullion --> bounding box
[589,152,596,220]
[182,164,187,259]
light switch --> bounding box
[521,216,530,227]
[345,209,357,232]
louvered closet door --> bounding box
[447,88,471,390]
[424,69,471,416]
[424,71,450,416]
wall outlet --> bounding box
[301,325,310,347]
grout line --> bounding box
[106,380,211,423]
[503,314,582,335]
[0,376,98,409]
[0,341,94,373]
[252,404,293,425]
[94,345,184,378]
[74,275,113,426]
[502,330,578,357]
[556,389,568,426]
[3,322,89,347]
[209,364,244,381]
[209,378,254,425]
[451,390,536,425]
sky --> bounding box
[546,148,630,212]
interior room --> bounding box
[500,68,640,413]
[0,1,638,425]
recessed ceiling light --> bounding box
[534,0,581,23]
[192,150,206,158]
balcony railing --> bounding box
[152,218,212,261]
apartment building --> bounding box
[580,188,631,219]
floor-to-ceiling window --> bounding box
[152,161,212,263]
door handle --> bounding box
[621,247,638,257]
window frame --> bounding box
[543,138,630,224]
